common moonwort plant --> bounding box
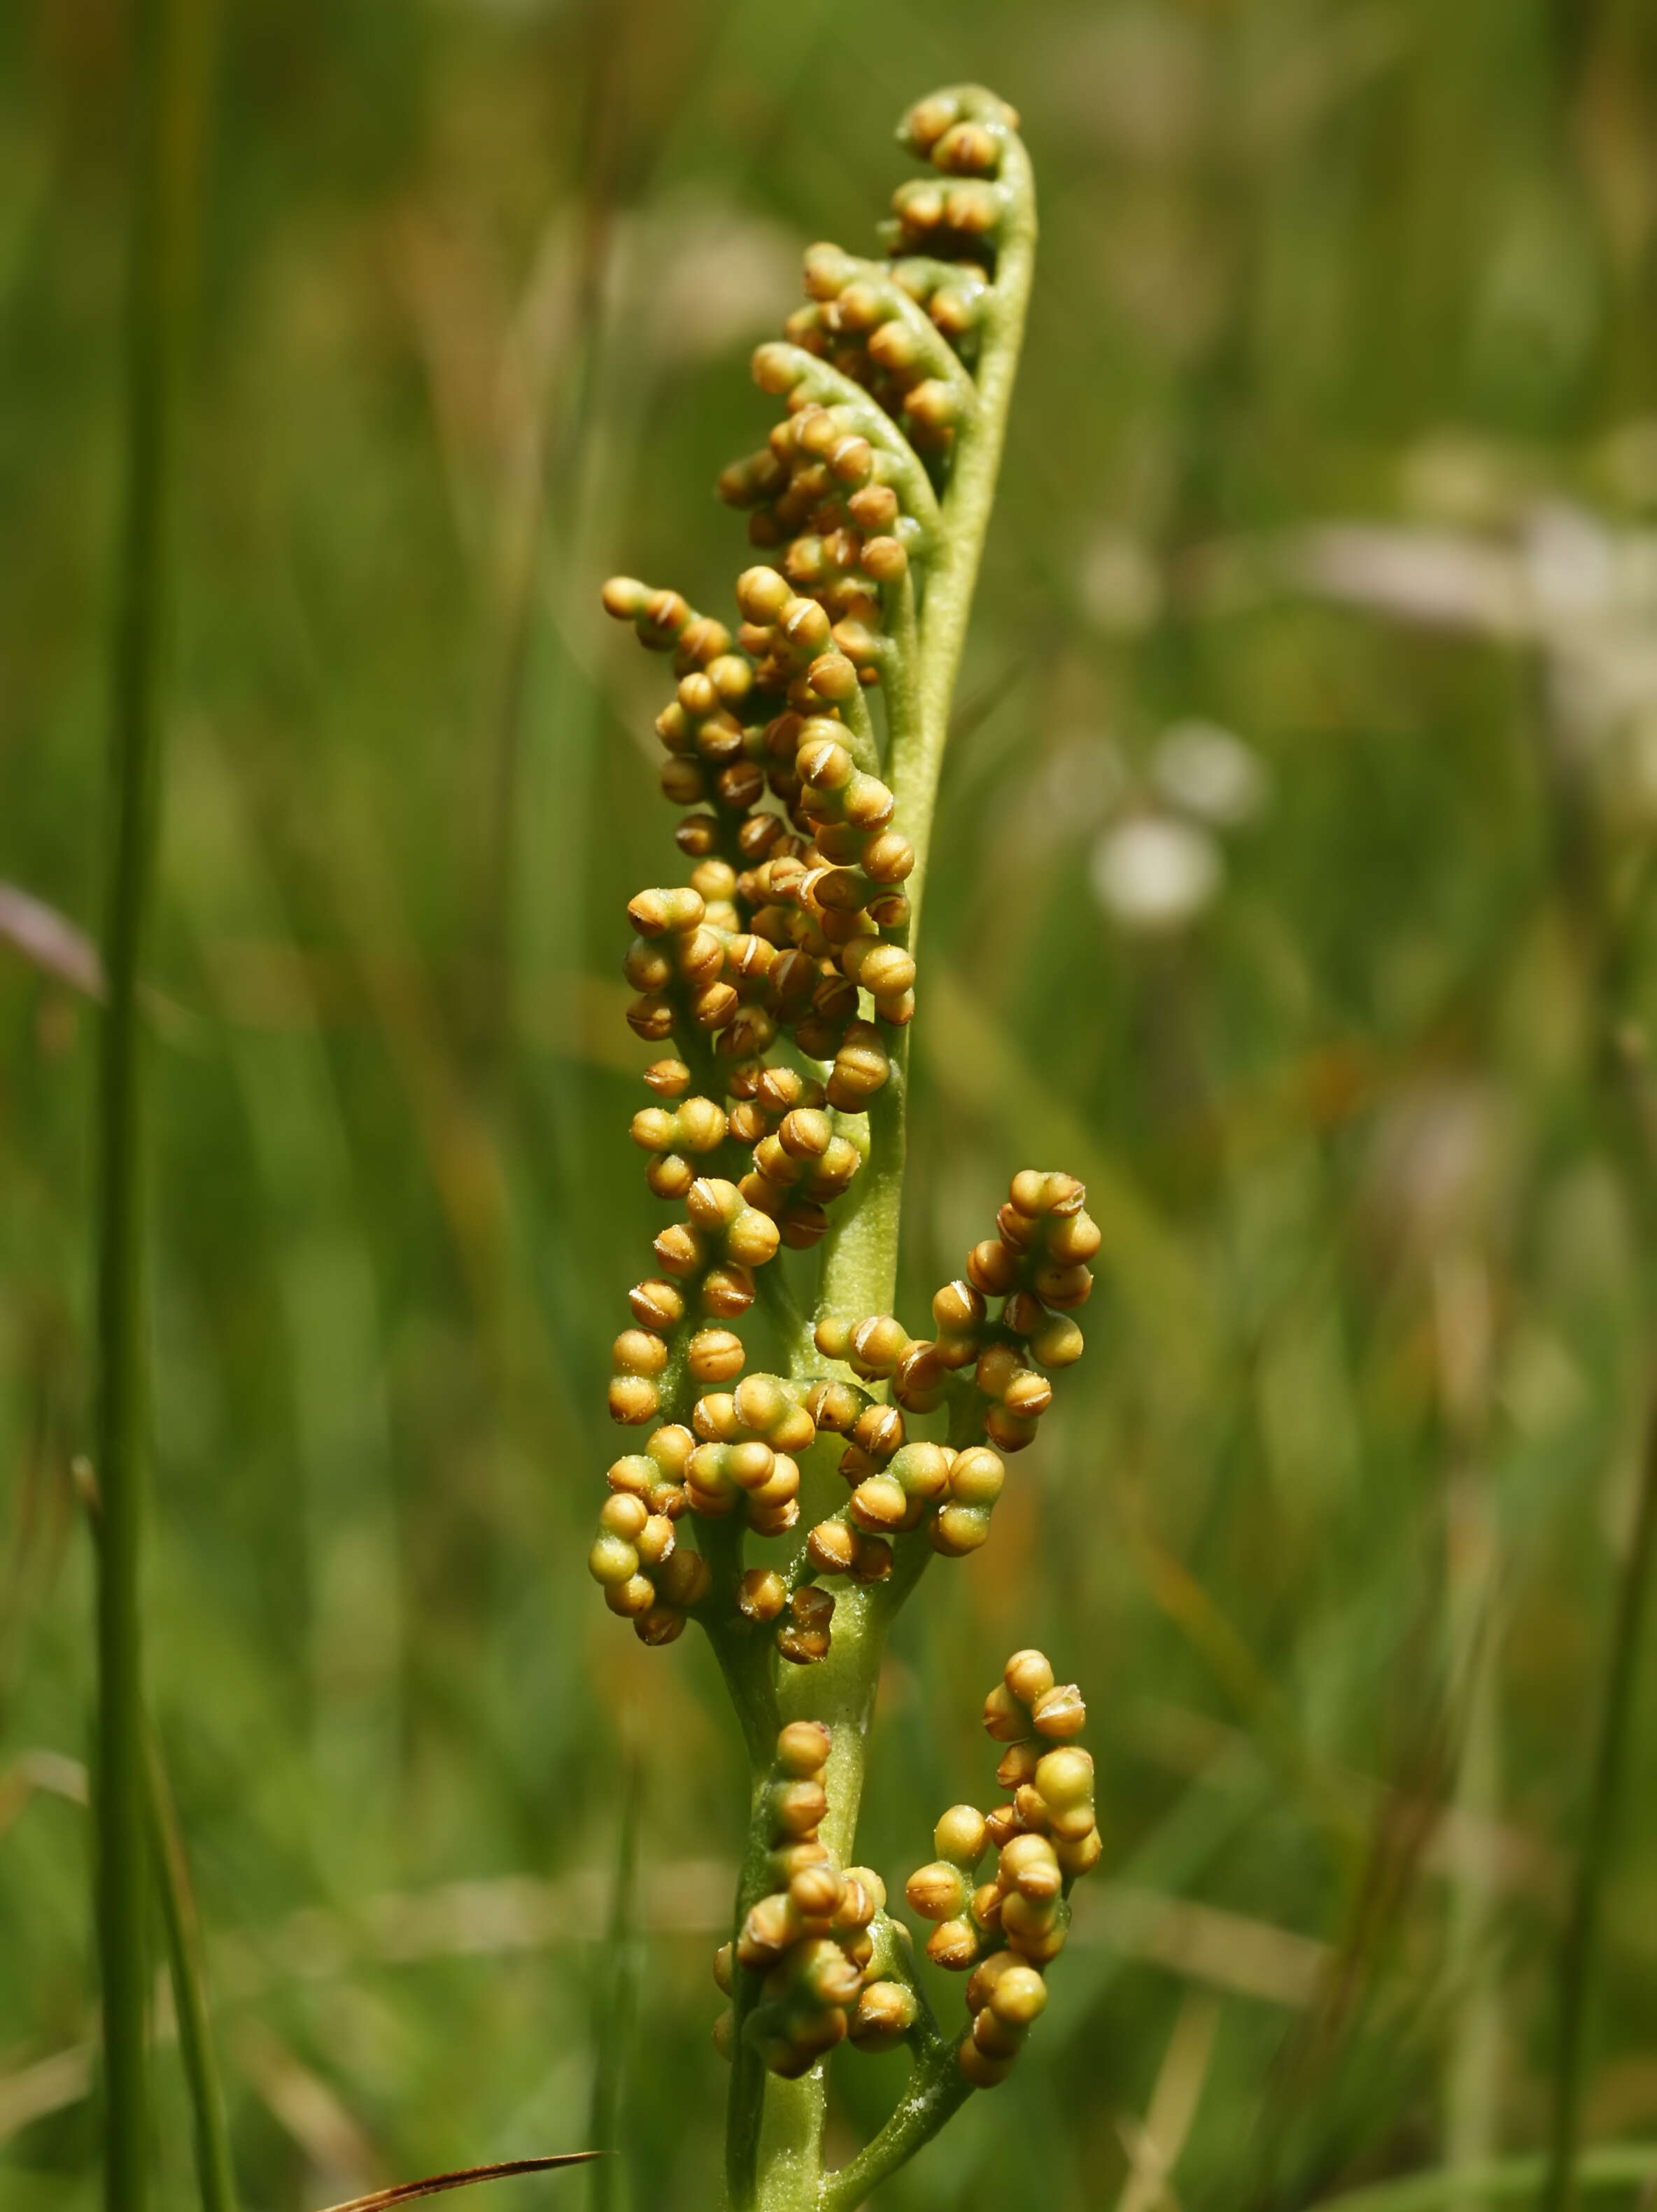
[590,87,1102,2210]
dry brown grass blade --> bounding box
[312,2155,604,2212]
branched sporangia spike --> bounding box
[584,80,1101,2188]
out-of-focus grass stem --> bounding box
[1436,1252,1502,2206]
[145,1726,237,2212]
[76,1457,238,2212]
[1540,1386,1657,2212]
[586,1741,641,2212]
[97,0,210,2202]
[1528,633,1657,2212]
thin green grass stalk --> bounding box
[1442,1591,1502,2205]
[1539,1381,1657,2212]
[1525,607,1657,2212]
[144,1726,237,2212]
[76,1460,239,2212]
[1437,1255,1503,2209]
[97,0,211,2202]
[586,1741,642,2212]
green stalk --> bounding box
[1441,1522,1502,2206]
[725,1588,885,2212]
[818,2043,971,2212]
[813,127,1037,1334]
[890,129,1036,936]
[97,0,210,2203]
[1539,1376,1657,2212]
[1524,598,1657,2212]
[76,1465,239,2212]
[145,1728,238,2212]
[586,1742,642,2212]
[1436,1255,1502,2210]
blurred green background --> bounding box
[7,0,1657,2206]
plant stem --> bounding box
[814,136,1036,1339]
[813,1072,908,1331]
[587,1741,642,2212]
[98,0,209,2199]
[1435,1253,1502,2208]
[72,1466,238,2212]
[1525,616,1657,2212]
[1540,1368,1657,2212]
[891,131,1036,942]
[145,1727,238,2212]
[726,1586,887,2212]
[818,2043,972,2212]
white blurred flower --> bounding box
[1291,502,1657,803]
[1037,735,1127,824]
[1079,526,1163,636]
[1521,502,1619,624]
[637,202,800,362]
[1090,815,1222,935]
[1360,1079,1518,1281]
[1150,720,1269,827]
[1293,524,1526,635]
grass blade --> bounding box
[75,1462,239,2212]
[96,0,213,2199]
[143,1726,237,2212]
[586,1741,642,2212]
[1540,1381,1657,2212]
